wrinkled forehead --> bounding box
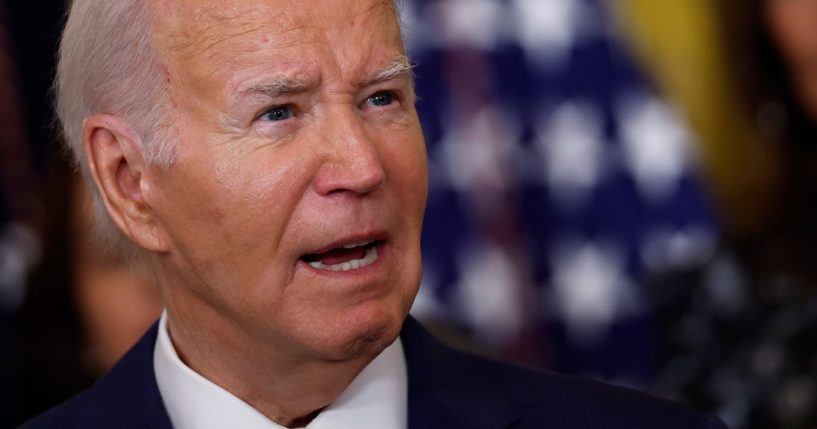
[151,0,401,64]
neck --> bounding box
[164,303,377,427]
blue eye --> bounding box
[367,92,394,107]
[261,106,293,121]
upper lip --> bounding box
[300,231,387,257]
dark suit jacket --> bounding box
[21,317,726,428]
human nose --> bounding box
[313,108,385,196]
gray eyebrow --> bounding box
[236,56,414,100]
[368,55,416,86]
[238,77,306,99]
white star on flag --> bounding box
[535,101,606,209]
[618,91,693,202]
[510,0,588,67]
[548,240,642,347]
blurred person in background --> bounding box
[1,0,163,426]
[618,0,817,427]
[13,158,162,426]
[729,0,817,276]
[0,2,45,427]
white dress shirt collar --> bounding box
[153,311,408,429]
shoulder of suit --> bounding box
[18,323,170,429]
[17,384,103,429]
[440,347,726,428]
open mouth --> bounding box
[301,240,381,272]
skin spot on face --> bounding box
[210,207,225,225]
[202,260,216,274]
[158,63,172,84]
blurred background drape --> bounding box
[2,1,816,428]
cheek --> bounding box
[155,144,315,281]
[211,141,315,222]
[382,129,428,212]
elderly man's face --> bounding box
[147,0,427,358]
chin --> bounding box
[315,302,407,361]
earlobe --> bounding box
[83,115,169,253]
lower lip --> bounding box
[298,241,388,278]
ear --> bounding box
[83,114,169,253]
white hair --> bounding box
[56,0,175,258]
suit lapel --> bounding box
[401,317,519,429]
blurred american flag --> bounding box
[404,0,718,388]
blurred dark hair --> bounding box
[15,154,95,426]
[720,0,817,144]
[717,0,817,281]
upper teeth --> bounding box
[342,241,374,249]
[308,245,379,272]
